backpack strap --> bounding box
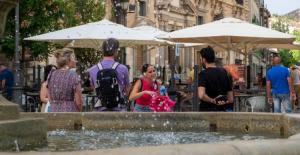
[154,80,159,91]
[111,62,121,83]
[46,69,55,88]
[97,62,103,71]
[139,78,143,92]
[94,62,104,88]
[96,62,119,71]
[111,62,120,70]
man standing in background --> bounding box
[0,62,14,101]
[266,56,296,113]
[291,65,300,111]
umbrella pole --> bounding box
[168,45,176,91]
[227,50,231,64]
[227,37,232,64]
[244,45,248,89]
[193,65,199,111]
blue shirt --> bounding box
[0,68,14,97]
[267,65,290,94]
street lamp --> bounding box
[114,0,129,25]
[13,1,23,105]
[120,0,129,26]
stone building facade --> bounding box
[118,0,270,81]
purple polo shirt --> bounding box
[89,59,129,94]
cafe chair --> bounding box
[245,96,266,112]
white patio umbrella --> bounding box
[159,17,297,110]
[251,42,300,50]
[132,25,168,42]
[185,42,300,50]
[159,17,296,51]
[24,19,164,48]
[132,25,202,47]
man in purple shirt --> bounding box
[89,38,129,111]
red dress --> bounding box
[135,78,158,106]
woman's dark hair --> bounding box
[142,64,152,73]
[102,38,119,56]
[200,46,215,63]
[44,65,57,81]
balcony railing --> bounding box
[235,0,244,6]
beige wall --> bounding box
[249,0,261,23]
[124,0,263,80]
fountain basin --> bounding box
[0,118,47,150]
[0,96,47,150]
[21,112,295,136]
[16,112,300,155]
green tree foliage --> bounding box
[291,30,300,64]
[271,18,299,67]
[1,0,105,67]
[271,18,289,33]
[1,0,64,60]
[278,49,296,67]
[252,15,260,25]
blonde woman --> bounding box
[47,48,82,112]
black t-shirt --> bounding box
[198,67,233,111]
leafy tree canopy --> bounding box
[271,19,300,67]
[1,0,105,68]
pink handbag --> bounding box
[150,95,175,112]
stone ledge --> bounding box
[21,112,291,136]
[2,139,300,155]
[0,118,47,150]
[0,96,20,120]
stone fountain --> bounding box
[0,0,47,150]
[1,1,300,154]
[0,96,47,150]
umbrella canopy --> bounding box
[186,42,300,50]
[131,25,170,45]
[132,25,204,47]
[251,42,300,50]
[24,19,164,48]
[132,25,168,40]
[159,17,296,49]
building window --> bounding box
[139,0,146,16]
[197,16,204,25]
[235,59,242,65]
[213,13,223,21]
[235,0,243,5]
[128,4,136,13]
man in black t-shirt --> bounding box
[198,46,233,111]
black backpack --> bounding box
[95,62,124,109]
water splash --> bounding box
[14,140,19,152]
[39,130,280,152]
